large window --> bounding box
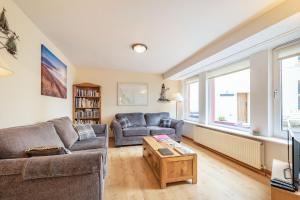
[208,67,250,130]
[281,55,300,131]
[185,79,199,120]
[274,42,300,136]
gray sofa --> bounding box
[111,112,184,146]
[0,117,108,200]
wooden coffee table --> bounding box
[143,136,197,188]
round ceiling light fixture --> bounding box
[131,43,147,53]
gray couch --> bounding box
[0,117,108,200]
[111,112,184,146]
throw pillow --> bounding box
[118,117,132,129]
[160,118,172,128]
[25,146,71,157]
[73,124,97,140]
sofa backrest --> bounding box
[144,112,170,126]
[115,113,146,127]
[0,122,65,159]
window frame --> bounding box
[184,77,200,122]
[207,67,251,132]
[273,40,300,138]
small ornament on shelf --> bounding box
[158,83,170,102]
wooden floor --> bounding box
[105,138,271,200]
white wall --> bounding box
[250,50,272,137]
[0,0,76,128]
[75,68,180,125]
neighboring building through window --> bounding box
[208,68,250,130]
[185,79,199,120]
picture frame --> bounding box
[117,82,148,106]
[41,44,67,99]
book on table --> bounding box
[158,148,174,156]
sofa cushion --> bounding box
[70,137,106,151]
[122,127,149,137]
[73,124,96,140]
[147,126,175,135]
[144,112,170,126]
[49,117,79,148]
[115,113,146,127]
[0,122,65,159]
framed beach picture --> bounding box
[41,44,67,98]
[117,83,148,106]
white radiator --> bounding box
[193,126,264,169]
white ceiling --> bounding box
[13,0,281,73]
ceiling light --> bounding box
[132,43,147,53]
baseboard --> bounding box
[182,135,271,177]
[182,135,193,141]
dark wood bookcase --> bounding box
[73,83,101,124]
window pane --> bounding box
[281,55,300,131]
[188,82,199,119]
[211,69,250,129]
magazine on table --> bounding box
[175,145,195,155]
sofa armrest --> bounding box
[110,120,122,137]
[171,119,184,136]
[22,152,103,180]
[92,124,108,137]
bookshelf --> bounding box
[73,83,101,124]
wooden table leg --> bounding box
[192,155,197,184]
[192,177,197,184]
[160,181,167,189]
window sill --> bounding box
[184,120,287,145]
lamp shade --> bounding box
[0,66,13,76]
[173,93,184,102]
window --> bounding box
[208,62,250,130]
[185,79,199,120]
[298,80,300,110]
[274,42,300,137]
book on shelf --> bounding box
[75,109,100,118]
[76,88,99,97]
[74,119,100,124]
[75,98,99,108]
